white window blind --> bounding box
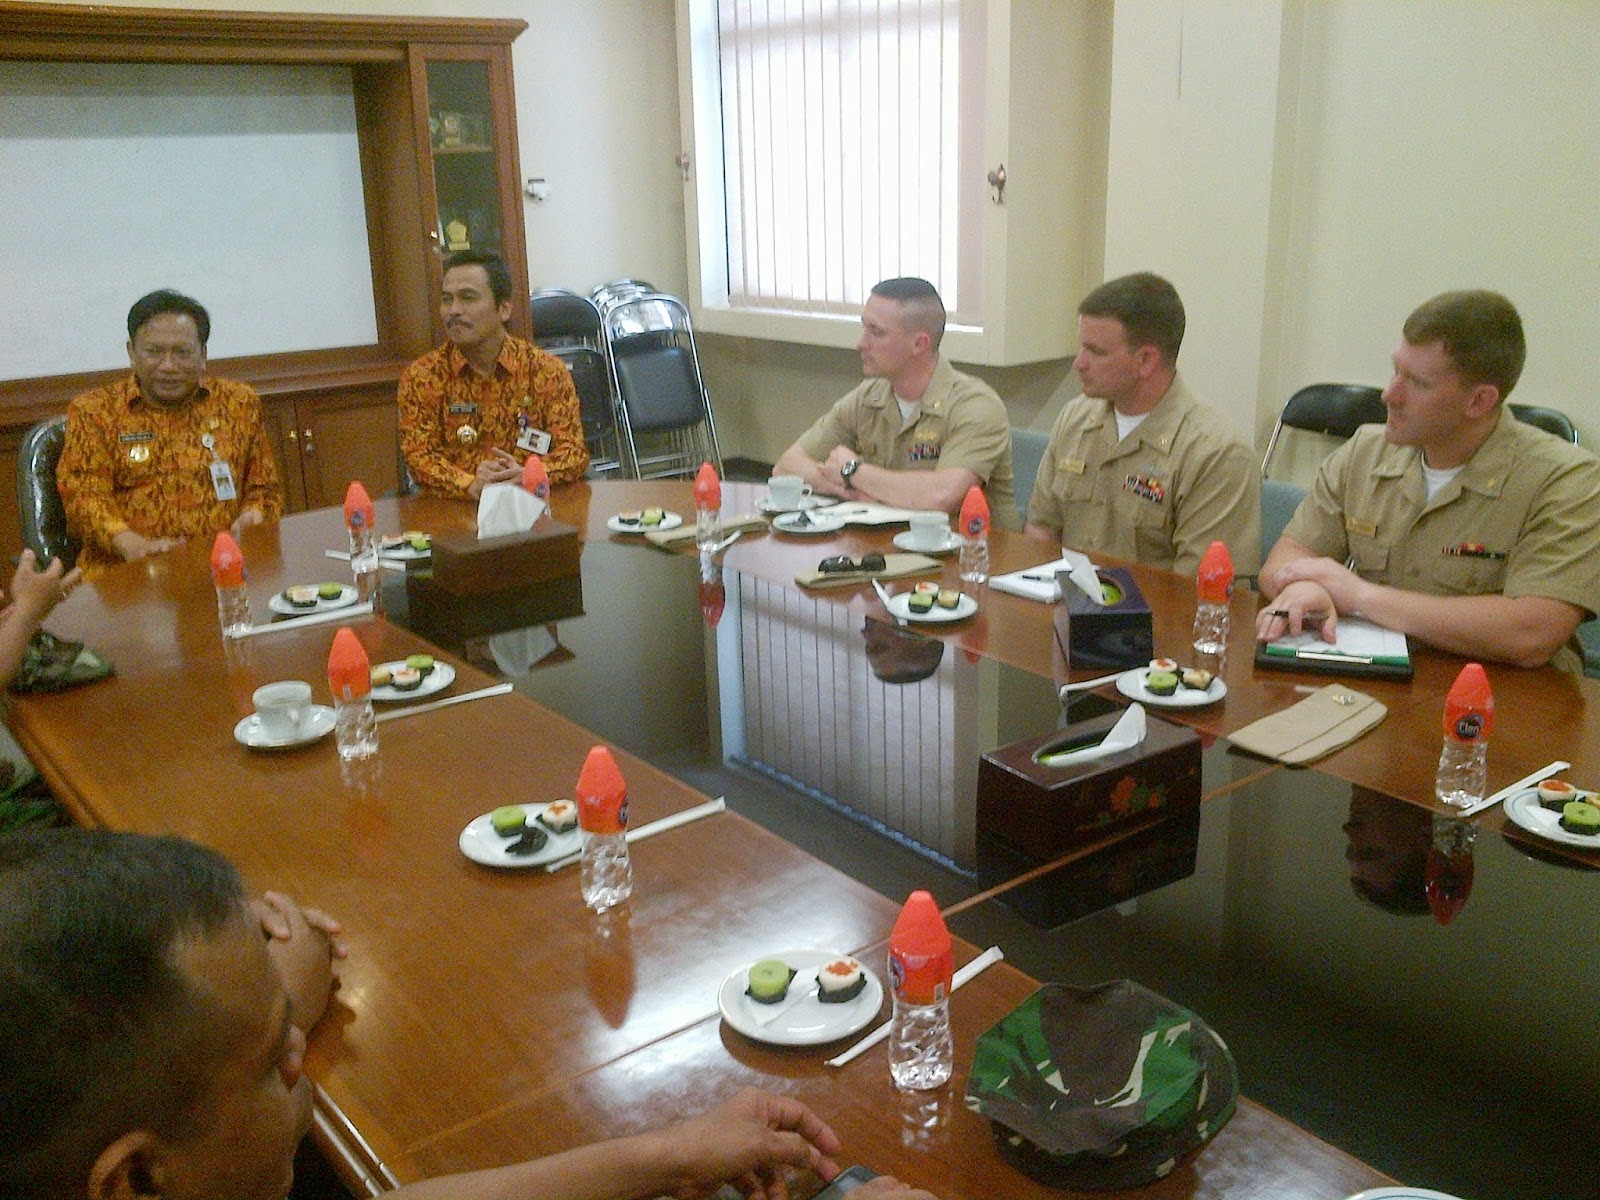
[715,0,979,322]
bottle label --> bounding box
[1451,713,1486,742]
[889,946,952,1006]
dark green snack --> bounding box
[1145,670,1179,696]
[1558,800,1600,836]
[746,958,797,1004]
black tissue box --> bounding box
[1052,566,1153,671]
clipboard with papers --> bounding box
[1255,616,1413,681]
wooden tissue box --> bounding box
[1053,566,1153,671]
[427,519,580,597]
[975,708,1201,866]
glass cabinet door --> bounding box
[425,58,505,261]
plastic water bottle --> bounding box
[577,745,632,912]
[1192,540,1234,656]
[957,486,990,585]
[343,481,379,605]
[1436,662,1493,808]
[209,530,251,638]
[327,626,378,761]
[522,454,550,501]
[888,889,954,1091]
[694,460,722,551]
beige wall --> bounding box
[41,0,1600,463]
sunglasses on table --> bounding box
[817,552,887,574]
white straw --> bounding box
[325,549,408,572]
[544,797,727,872]
[373,684,514,724]
[1455,759,1571,818]
[231,603,374,638]
[825,945,1005,1067]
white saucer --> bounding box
[758,494,835,515]
[892,530,963,556]
[369,660,456,702]
[884,591,977,623]
[1503,788,1600,849]
[234,705,336,750]
[1115,668,1226,708]
[773,510,847,535]
[459,803,584,868]
[607,511,683,534]
[268,584,359,616]
[1343,1189,1469,1200]
[718,950,883,1046]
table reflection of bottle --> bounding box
[699,554,725,628]
[1425,815,1477,926]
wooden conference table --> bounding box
[21,476,1589,1198]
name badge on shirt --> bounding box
[209,460,237,502]
[517,426,552,455]
[1058,457,1086,476]
[118,431,154,444]
[1348,518,1378,538]
[447,403,478,416]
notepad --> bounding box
[1256,617,1413,681]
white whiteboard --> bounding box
[0,61,379,380]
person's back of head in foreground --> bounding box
[0,828,312,1200]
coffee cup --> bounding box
[767,475,813,510]
[908,511,951,551]
[253,681,313,740]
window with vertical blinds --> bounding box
[714,0,982,323]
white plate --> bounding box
[234,705,336,750]
[369,660,457,703]
[1503,788,1600,849]
[1115,667,1227,708]
[891,530,963,556]
[459,803,584,868]
[773,510,848,535]
[268,583,359,616]
[377,536,432,560]
[607,511,683,534]
[884,591,977,623]
[718,950,883,1046]
[758,494,837,515]
[1343,1189,1469,1200]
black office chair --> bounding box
[16,415,80,569]
[1510,403,1578,444]
[1260,383,1387,478]
[530,290,626,478]
[602,292,722,479]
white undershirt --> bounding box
[1115,410,1148,442]
[1422,461,1464,502]
[895,395,921,431]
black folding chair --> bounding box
[530,290,626,478]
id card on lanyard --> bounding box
[202,433,237,502]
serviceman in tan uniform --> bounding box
[1024,273,1259,575]
[1258,290,1600,672]
[773,277,1018,529]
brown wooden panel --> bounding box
[298,387,400,509]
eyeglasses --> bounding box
[818,552,886,574]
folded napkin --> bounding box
[795,552,940,590]
[645,512,768,547]
[1227,684,1385,764]
[818,501,924,525]
[1036,704,1146,767]
[990,550,1102,604]
[478,482,546,538]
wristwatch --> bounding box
[840,458,861,484]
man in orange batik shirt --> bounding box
[398,250,588,498]
[56,289,283,577]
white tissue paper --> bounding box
[991,548,1107,605]
[1037,703,1147,768]
[476,482,546,539]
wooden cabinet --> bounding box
[0,4,532,562]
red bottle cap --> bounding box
[888,889,953,1005]
[576,745,629,834]
[343,481,375,531]
[1197,540,1234,603]
[958,486,990,538]
[521,454,550,499]
[694,460,722,509]
[209,530,245,588]
[327,626,372,701]
[1442,662,1494,742]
